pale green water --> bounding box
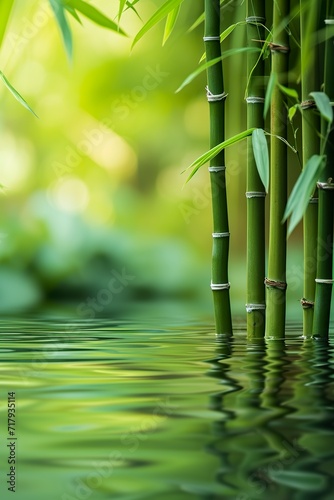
[1,316,334,500]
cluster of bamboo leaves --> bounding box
[0,0,134,112]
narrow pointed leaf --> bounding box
[310,91,333,123]
[64,5,82,24]
[278,83,299,100]
[188,12,205,32]
[184,128,256,182]
[64,0,127,35]
[0,0,15,49]
[283,154,325,236]
[0,71,38,117]
[269,470,327,492]
[118,0,127,23]
[123,1,141,20]
[176,47,260,93]
[220,23,239,42]
[132,0,185,49]
[252,129,269,192]
[264,72,277,118]
[49,0,73,59]
[163,6,181,45]
[288,104,298,121]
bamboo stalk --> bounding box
[246,0,266,339]
[300,0,321,337]
[312,0,334,339]
[265,0,290,338]
[204,0,232,335]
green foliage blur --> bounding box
[0,1,306,318]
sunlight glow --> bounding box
[49,177,90,214]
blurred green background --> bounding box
[0,0,323,322]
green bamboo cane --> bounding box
[204,0,232,335]
[300,0,321,336]
[265,0,290,338]
[246,0,266,339]
[312,0,334,339]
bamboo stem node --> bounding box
[246,16,266,24]
[265,278,287,290]
[208,166,226,172]
[300,298,315,309]
[206,86,228,102]
[300,99,316,110]
[203,36,220,41]
[212,232,230,238]
[246,96,265,104]
[246,303,266,312]
[246,191,266,198]
[315,278,334,284]
[325,19,334,25]
[269,43,290,53]
[309,197,319,204]
[317,181,334,190]
[211,282,230,290]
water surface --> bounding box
[1,317,334,500]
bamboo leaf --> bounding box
[288,104,298,122]
[264,72,277,119]
[163,5,181,45]
[220,23,241,42]
[283,154,325,236]
[132,0,184,48]
[0,0,15,49]
[64,6,82,24]
[252,129,269,192]
[122,1,142,20]
[118,0,127,23]
[64,0,127,35]
[310,91,333,124]
[278,83,299,100]
[269,470,327,492]
[176,47,260,93]
[184,128,256,182]
[188,12,204,32]
[0,71,38,117]
[49,0,73,60]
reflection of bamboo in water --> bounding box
[207,333,334,498]
[287,339,334,493]
[206,337,292,496]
